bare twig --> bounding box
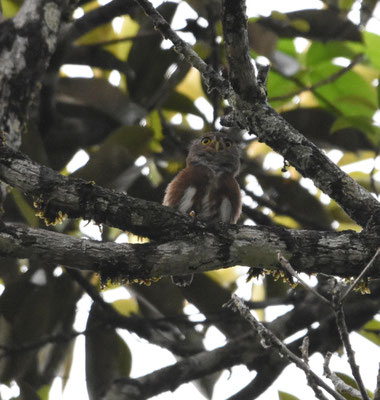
[300,336,310,363]
[340,247,380,303]
[374,364,380,400]
[333,287,370,400]
[324,352,363,398]
[299,337,330,400]
[269,54,364,102]
[0,324,105,360]
[277,252,331,306]
[228,294,346,400]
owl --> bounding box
[163,132,242,286]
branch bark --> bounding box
[1,220,380,281]
[0,143,203,240]
[0,0,76,148]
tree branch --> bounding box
[104,335,253,400]
[220,0,380,229]
[221,0,262,101]
[1,219,380,281]
[228,294,346,400]
[132,0,380,228]
[0,0,76,148]
[0,143,205,240]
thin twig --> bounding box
[374,364,380,400]
[333,287,370,400]
[277,251,331,306]
[0,325,105,360]
[340,247,380,303]
[299,337,330,400]
[269,54,364,102]
[228,294,346,400]
[324,352,363,398]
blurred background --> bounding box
[2,0,380,399]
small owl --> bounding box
[163,132,242,286]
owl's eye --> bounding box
[201,137,211,145]
[225,140,232,148]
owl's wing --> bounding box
[220,175,242,224]
[163,167,208,214]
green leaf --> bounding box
[112,298,139,317]
[308,62,377,118]
[148,110,164,152]
[86,303,132,400]
[73,125,154,186]
[2,0,23,18]
[331,116,380,146]
[306,41,364,66]
[290,19,310,32]
[277,39,298,58]
[267,71,301,106]
[364,31,380,70]
[278,391,300,400]
[127,2,185,105]
[163,91,206,119]
[359,319,380,346]
[37,385,51,400]
[335,372,373,400]
[339,0,356,11]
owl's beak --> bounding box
[211,138,220,152]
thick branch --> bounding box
[1,221,380,281]
[104,286,380,399]
[221,0,380,229]
[0,0,75,148]
[104,336,253,400]
[221,0,261,100]
[0,143,205,240]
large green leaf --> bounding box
[163,91,207,119]
[2,0,22,18]
[127,2,184,105]
[364,31,380,70]
[359,319,380,346]
[335,372,373,400]
[73,125,154,186]
[306,41,364,66]
[308,62,377,118]
[85,303,132,400]
[267,71,300,106]
[278,391,300,400]
[331,115,380,146]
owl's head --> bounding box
[186,132,241,176]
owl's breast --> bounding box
[163,166,241,224]
[191,173,237,223]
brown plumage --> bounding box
[163,132,242,286]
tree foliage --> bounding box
[1,0,380,399]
